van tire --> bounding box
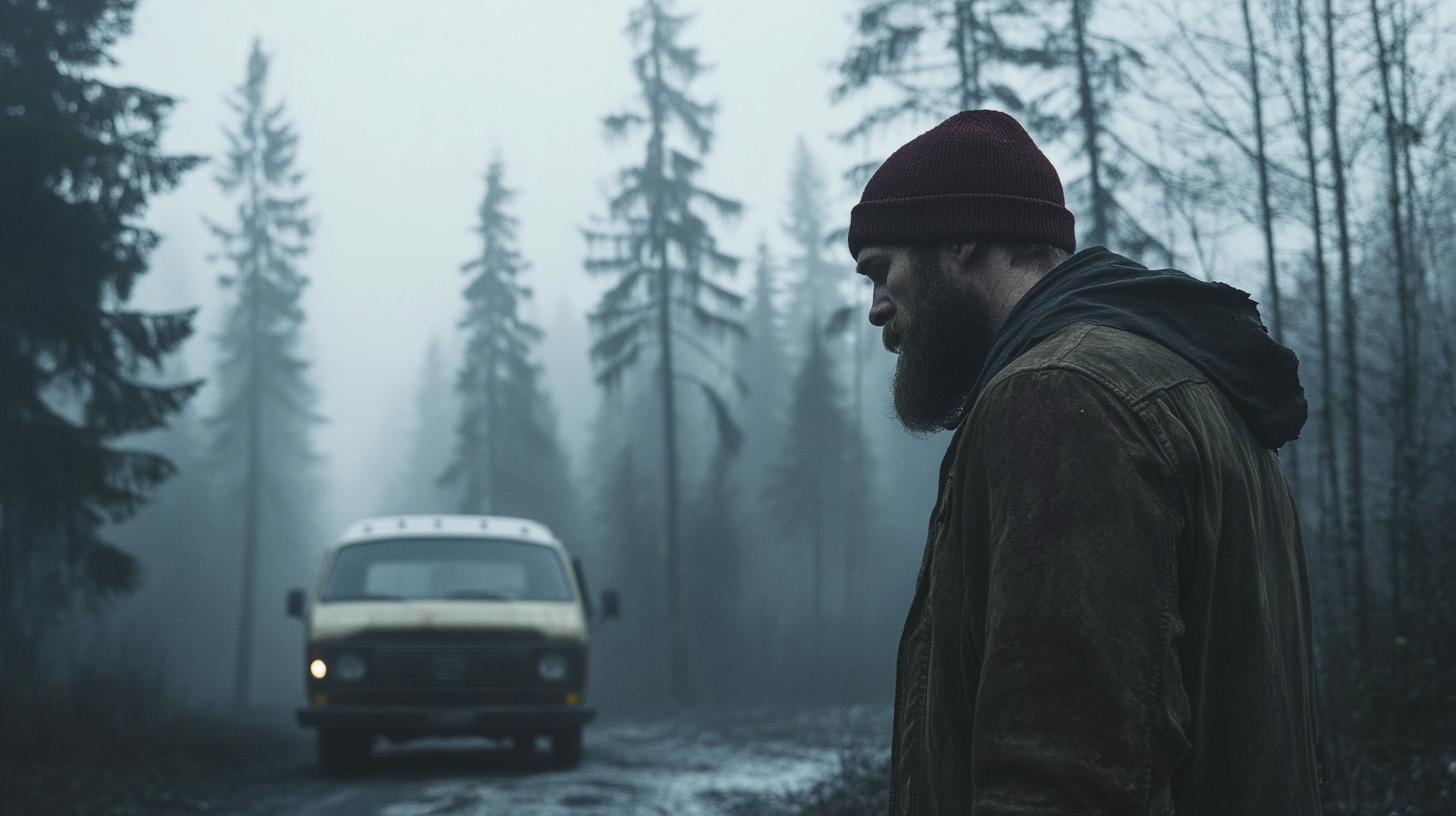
[317,730,373,775]
[550,727,582,769]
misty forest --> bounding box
[3,0,1455,813]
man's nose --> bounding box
[868,285,894,327]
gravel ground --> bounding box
[4,705,891,816]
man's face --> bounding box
[856,244,998,434]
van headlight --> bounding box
[334,652,367,682]
[537,653,568,682]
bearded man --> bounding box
[851,111,1320,814]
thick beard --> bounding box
[884,252,997,434]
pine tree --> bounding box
[834,0,1167,260]
[208,40,319,710]
[107,398,230,703]
[380,339,458,515]
[738,239,788,478]
[784,138,838,322]
[771,143,871,693]
[731,241,787,697]
[770,326,858,671]
[834,0,1042,180]
[683,382,744,697]
[585,0,744,703]
[0,0,201,676]
[443,160,573,535]
[1048,0,1168,258]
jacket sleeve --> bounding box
[963,366,1193,815]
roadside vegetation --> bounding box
[0,658,300,816]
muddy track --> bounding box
[122,706,889,816]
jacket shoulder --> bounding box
[988,323,1207,407]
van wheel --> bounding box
[317,730,373,775]
[551,727,582,769]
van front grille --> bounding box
[327,691,565,706]
[311,634,584,693]
[370,643,536,689]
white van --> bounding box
[288,515,616,773]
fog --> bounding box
[73,0,963,717]
[8,0,1456,809]
[109,0,882,531]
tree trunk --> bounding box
[1370,0,1416,696]
[1394,0,1428,637]
[647,19,688,705]
[954,0,983,109]
[233,191,264,712]
[1296,0,1346,643]
[1070,0,1108,248]
[1241,0,1282,345]
[482,341,497,515]
[842,290,871,700]
[811,446,824,663]
[657,246,686,705]
[1324,0,1368,657]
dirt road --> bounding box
[193,706,888,816]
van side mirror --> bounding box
[600,590,620,619]
[286,589,306,619]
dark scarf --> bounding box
[962,247,1307,450]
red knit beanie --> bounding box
[847,110,1076,257]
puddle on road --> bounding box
[376,721,849,816]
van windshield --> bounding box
[320,538,573,602]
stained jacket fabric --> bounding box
[889,318,1321,813]
[958,246,1306,449]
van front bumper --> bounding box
[296,704,595,735]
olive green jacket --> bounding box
[890,323,1320,815]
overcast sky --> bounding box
[105,1,922,530]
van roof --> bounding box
[335,515,560,548]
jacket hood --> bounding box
[963,247,1307,449]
